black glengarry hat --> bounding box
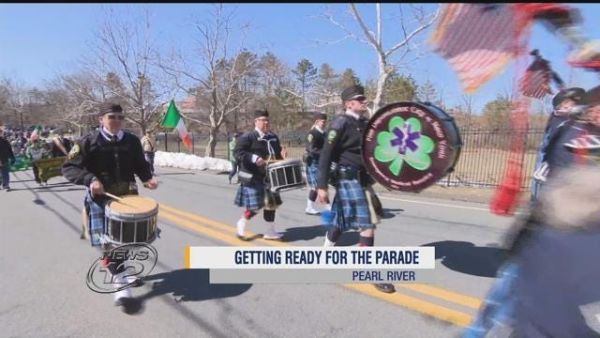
[99,102,124,116]
[582,86,600,106]
[254,110,269,118]
[552,87,585,108]
[315,112,327,121]
[341,85,366,102]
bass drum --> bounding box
[362,101,462,192]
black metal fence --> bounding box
[443,128,545,189]
[157,128,546,189]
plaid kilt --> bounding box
[234,182,265,211]
[234,182,283,211]
[305,162,319,188]
[326,178,375,231]
[85,190,108,247]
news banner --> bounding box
[185,247,435,283]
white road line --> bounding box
[159,167,518,214]
[378,195,493,212]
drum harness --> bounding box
[332,116,370,186]
[258,134,278,186]
[105,135,137,196]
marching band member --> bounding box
[228,132,241,184]
[234,110,286,240]
[533,85,600,196]
[531,87,585,200]
[62,102,158,311]
[303,112,329,215]
[141,131,157,175]
[0,129,15,191]
[26,134,51,185]
[317,85,395,294]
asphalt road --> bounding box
[0,166,516,338]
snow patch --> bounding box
[155,151,232,171]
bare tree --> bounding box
[417,79,438,103]
[308,63,342,114]
[320,4,439,115]
[44,71,108,136]
[0,77,30,130]
[461,94,475,126]
[85,6,174,135]
[160,5,258,157]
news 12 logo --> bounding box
[86,243,158,293]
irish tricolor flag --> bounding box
[161,100,192,151]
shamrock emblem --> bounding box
[373,116,434,175]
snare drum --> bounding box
[266,159,306,192]
[104,195,159,245]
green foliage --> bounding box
[383,72,418,104]
[339,68,361,88]
[292,59,318,112]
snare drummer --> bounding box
[234,109,285,240]
[317,85,395,294]
[304,112,329,215]
[62,101,158,309]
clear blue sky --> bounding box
[1,3,599,113]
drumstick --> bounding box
[104,192,123,201]
[103,192,146,211]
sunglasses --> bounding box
[256,118,270,122]
[106,114,125,120]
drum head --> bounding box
[109,195,158,215]
[362,101,462,192]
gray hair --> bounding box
[540,166,600,230]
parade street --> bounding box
[0,167,514,338]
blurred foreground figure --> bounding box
[465,166,600,337]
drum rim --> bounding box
[102,232,158,245]
[271,182,306,192]
[105,210,159,220]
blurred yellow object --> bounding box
[36,156,66,183]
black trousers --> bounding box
[32,165,40,183]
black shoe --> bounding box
[374,283,395,294]
[4,187,10,192]
[114,297,142,314]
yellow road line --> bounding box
[344,284,473,327]
[159,209,253,247]
[157,204,476,327]
[160,203,287,247]
[397,284,483,309]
